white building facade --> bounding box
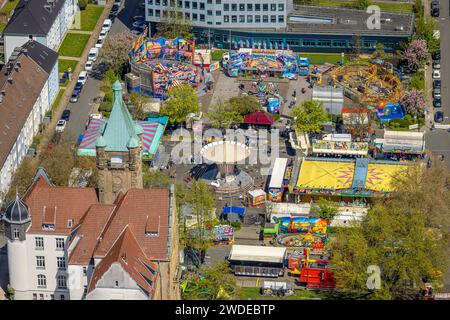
[145,0,292,29]
[3,0,77,62]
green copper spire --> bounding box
[99,81,141,152]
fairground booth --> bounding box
[226,49,299,79]
[311,134,369,158]
[243,110,274,128]
[292,157,412,204]
[244,189,266,207]
[268,158,292,202]
[373,130,426,160]
[128,36,203,99]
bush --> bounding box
[230,221,241,231]
[98,100,112,113]
[78,0,88,10]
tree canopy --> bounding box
[291,100,329,133]
[415,15,439,54]
[207,95,260,128]
[311,198,339,220]
[142,166,171,189]
[331,161,450,299]
[98,31,134,75]
[161,84,200,124]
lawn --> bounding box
[299,53,351,65]
[59,59,79,73]
[46,89,66,118]
[211,49,228,61]
[58,33,90,57]
[79,5,104,31]
[297,0,413,14]
[0,0,20,15]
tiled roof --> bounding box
[68,204,115,265]
[87,226,159,296]
[0,53,50,171]
[3,0,66,36]
[94,188,171,261]
[22,177,99,235]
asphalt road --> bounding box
[425,0,450,168]
[62,0,144,143]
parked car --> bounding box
[61,109,71,121]
[85,60,94,72]
[433,69,441,79]
[74,81,83,92]
[431,8,440,17]
[102,19,112,32]
[77,71,88,85]
[70,91,80,103]
[111,4,120,14]
[132,21,145,29]
[433,80,441,89]
[56,120,67,132]
[108,13,116,22]
[95,38,104,49]
[432,50,441,61]
[133,15,145,22]
[114,0,122,5]
[88,48,99,62]
[433,97,442,108]
[433,88,441,98]
[98,29,108,40]
[433,61,441,69]
[434,111,444,123]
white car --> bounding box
[77,71,88,85]
[85,60,93,72]
[88,48,99,62]
[114,0,122,5]
[95,37,104,49]
[433,70,441,79]
[102,19,112,32]
[56,120,67,133]
[99,29,108,40]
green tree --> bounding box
[311,198,339,220]
[78,0,88,10]
[207,100,242,128]
[2,158,38,207]
[142,166,171,189]
[292,100,329,133]
[416,16,439,54]
[40,141,76,187]
[98,31,134,75]
[129,92,151,120]
[355,0,372,10]
[156,8,193,39]
[227,96,260,115]
[182,261,237,300]
[181,180,216,262]
[161,84,199,124]
[331,163,450,299]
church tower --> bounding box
[96,81,143,204]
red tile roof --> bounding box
[23,177,99,235]
[94,188,171,261]
[87,226,159,296]
[68,204,115,265]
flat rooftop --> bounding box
[225,5,414,37]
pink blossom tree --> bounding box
[402,39,428,72]
[400,89,426,115]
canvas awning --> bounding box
[243,110,274,125]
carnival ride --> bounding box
[331,63,403,105]
[129,36,203,98]
[375,102,406,122]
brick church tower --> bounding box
[96,81,143,204]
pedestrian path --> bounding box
[59,56,81,61]
[69,30,93,35]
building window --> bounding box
[216,10,221,15]
[39,294,44,300]
[255,4,261,11]
[83,266,87,276]
[247,3,252,11]
[148,9,154,16]
[177,0,182,7]
[216,21,221,25]
[200,2,205,9]
[239,15,245,23]
[50,294,54,300]
[223,15,229,23]
[57,275,67,289]
[184,1,190,8]
[60,295,65,300]
[239,3,245,11]
[56,238,64,250]
[57,257,66,270]
[200,14,205,21]
[247,15,253,23]
[155,9,160,17]
[271,15,276,23]
[317,39,332,47]
[192,1,197,9]
[115,281,119,287]
[263,15,269,23]
[278,3,284,11]
[255,15,261,23]
[302,39,316,47]
[216,0,221,3]
[155,0,160,5]
[278,15,284,23]
[13,228,20,240]
[37,274,47,288]
[33,293,37,300]
[162,0,167,6]
[83,285,87,295]
[207,10,212,15]
[231,4,237,11]
[207,0,212,3]
[263,4,268,11]
[231,15,237,23]
[223,3,229,11]
[271,4,276,11]
[36,256,45,269]
[35,237,44,250]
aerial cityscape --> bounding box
[0,0,450,307]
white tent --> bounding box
[229,245,286,264]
